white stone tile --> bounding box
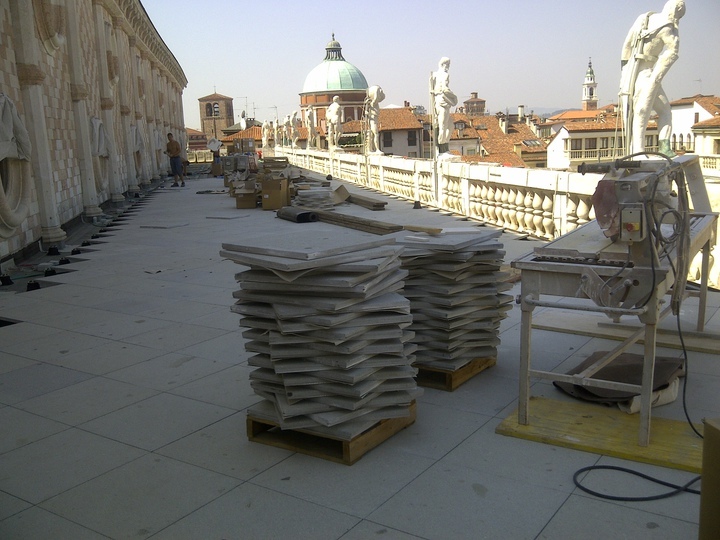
[40,454,240,539]
[0,330,111,363]
[176,330,248,364]
[0,428,144,503]
[0,491,31,521]
[251,449,435,517]
[0,353,38,374]
[106,352,229,391]
[340,520,428,540]
[381,401,493,460]
[156,411,291,480]
[38,340,163,374]
[79,392,234,451]
[122,322,229,351]
[150,482,358,540]
[368,462,569,539]
[0,363,94,405]
[0,407,68,454]
[538,493,698,539]
[76,312,173,340]
[168,364,259,410]
[444,421,600,491]
[16,376,158,425]
[0,507,106,539]
[137,298,223,322]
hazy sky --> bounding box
[142,0,720,130]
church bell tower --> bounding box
[582,58,598,111]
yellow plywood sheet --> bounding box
[531,309,719,354]
[496,397,703,473]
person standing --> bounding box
[620,0,685,156]
[165,132,185,187]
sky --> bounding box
[141,0,720,131]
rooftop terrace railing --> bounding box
[276,145,720,287]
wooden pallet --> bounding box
[246,402,417,465]
[415,356,496,391]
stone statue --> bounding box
[620,0,685,157]
[290,111,300,148]
[261,120,271,148]
[283,115,291,146]
[430,57,458,155]
[364,85,385,154]
[326,95,342,149]
[306,105,317,149]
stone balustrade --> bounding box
[276,146,719,287]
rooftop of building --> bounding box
[0,168,714,539]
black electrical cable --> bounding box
[573,465,701,501]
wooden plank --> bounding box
[496,396,703,473]
[247,401,417,465]
[415,356,496,391]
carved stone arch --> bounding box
[0,95,32,239]
[33,0,66,55]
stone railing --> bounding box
[280,147,598,241]
[277,146,720,288]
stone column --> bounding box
[9,1,66,243]
[93,2,124,203]
[113,18,139,192]
[66,2,102,217]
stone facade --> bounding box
[0,0,187,265]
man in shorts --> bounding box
[165,132,185,187]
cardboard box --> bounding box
[231,179,256,193]
[211,163,223,177]
[700,417,720,539]
[235,192,257,209]
[260,178,289,210]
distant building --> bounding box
[199,93,234,139]
[582,59,598,111]
[463,92,486,116]
[300,35,368,131]
[670,94,720,153]
[186,128,208,151]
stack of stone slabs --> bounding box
[389,229,513,372]
[220,228,421,440]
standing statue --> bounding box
[283,115,292,146]
[273,119,280,147]
[430,57,458,155]
[326,95,342,150]
[364,85,385,154]
[620,0,685,157]
[306,105,318,149]
[261,120,271,148]
[290,111,300,148]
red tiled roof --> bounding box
[220,125,262,143]
[379,108,423,131]
[694,115,720,129]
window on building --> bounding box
[600,137,609,149]
[687,133,693,152]
[646,135,655,148]
[407,131,417,146]
[466,148,476,155]
[585,138,597,150]
[570,139,582,151]
[694,112,700,124]
[408,152,417,158]
[205,103,213,117]
[383,132,392,147]
[213,103,220,117]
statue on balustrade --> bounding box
[364,85,385,154]
[326,95,342,150]
[306,105,317,149]
[620,0,685,157]
[430,57,457,156]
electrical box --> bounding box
[619,204,645,242]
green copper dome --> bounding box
[302,35,368,93]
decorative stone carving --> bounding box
[16,63,46,86]
[0,94,32,238]
[33,0,66,55]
